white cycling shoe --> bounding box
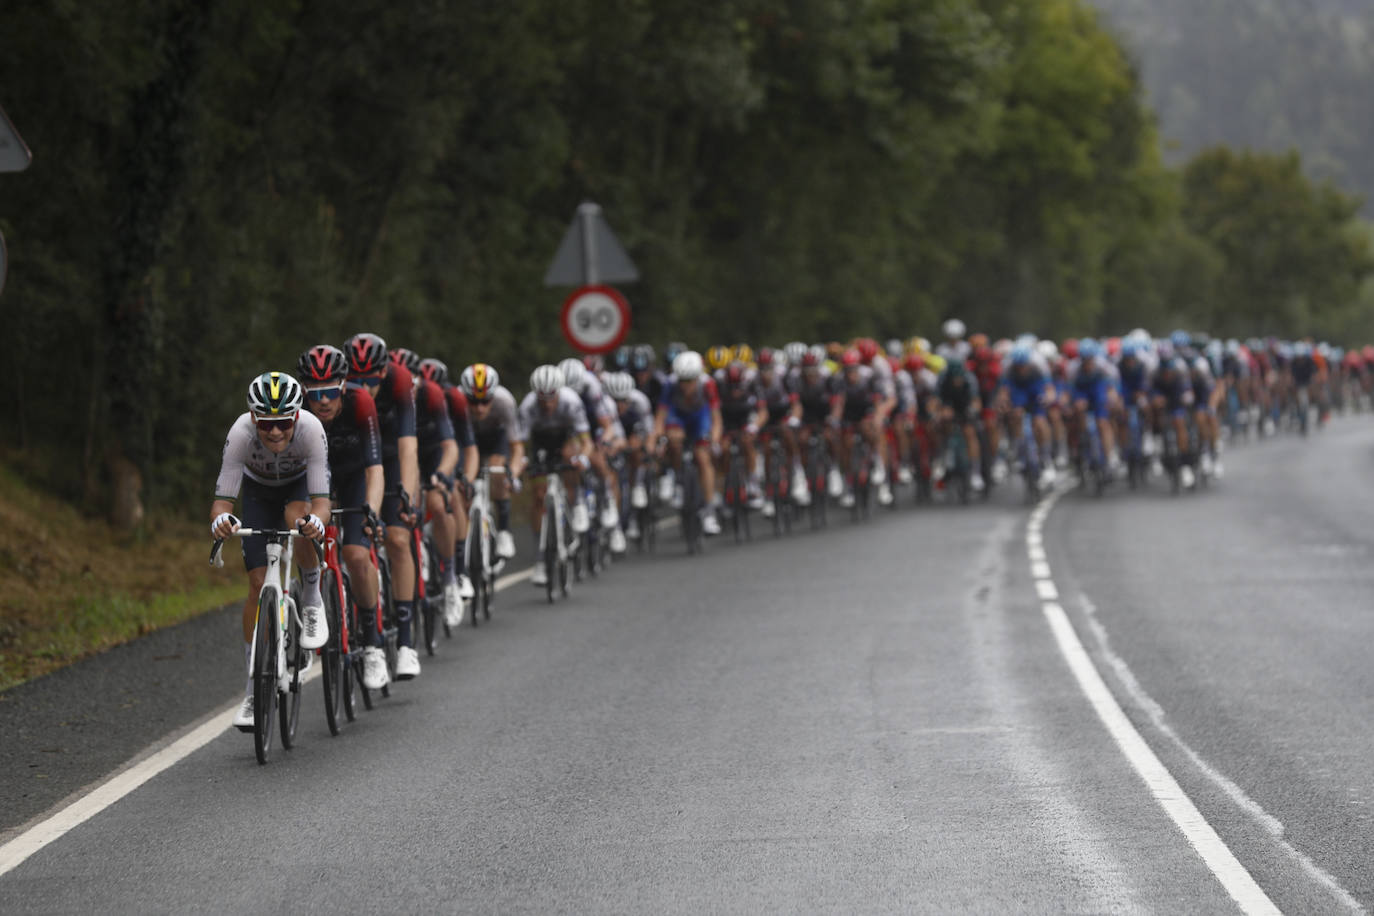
[658,473,675,504]
[300,602,328,651]
[625,516,641,540]
[362,647,389,690]
[571,503,591,534]
[395,646,420,680]
[233,693,254,732]
[600,503,619,530]
[971,473,985,493]
[442,582,462,628]
[495,530,516,560]
[827,467,844,498]
[761,500,776,518]
[531,562,548,587]
[631,484,648,509]
[609,527,627,554]
[701,510,721,536]
[839,491,856,509]
[1181,465,1197,489]
[456,573,475,600]
[877,483,894,506]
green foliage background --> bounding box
[0,0,1370,516]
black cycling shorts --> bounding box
[239,476,309,571]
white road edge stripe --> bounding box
[0,564,535,878]
[1029,484,1280,916]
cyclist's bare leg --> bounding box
[384,525,415,606]
[425,489,456,572]
[695,440,715,497]
[963,419,980,464]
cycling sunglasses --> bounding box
[255,416,296,432]
[306,385,343,402]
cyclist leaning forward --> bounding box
[390,348,463,629]
[713,359,767,512]
[827,349,886,508]
[419,357,480,620]
[653,350,724,536]
[753,347,809,510]
[520,365,593,586]
[210,372,330,730]
[344,333,424,681]
[296,345,391,691]
[462,363,522,563]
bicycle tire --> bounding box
[321,569,343,736]
[379,559,396,697]
[279,594,303,750]
[252,590,277,765]
[466,511,483,628]
[544,501,558,604]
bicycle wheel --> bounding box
[278,594,303,749]
[465,512,483,628]
[252,591,277,765]
[544,502,558,604]
[420,594,436,657]
[321,569,343,736]
[379,560,396,697]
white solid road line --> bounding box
[0,564,536,880]
[1028,484,1281,916]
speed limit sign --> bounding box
[560,285,631,355]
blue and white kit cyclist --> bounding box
[210,372,331,730]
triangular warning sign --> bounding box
[0,105,31,173]
[544,201,639,286]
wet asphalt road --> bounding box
[2,418,1373,913]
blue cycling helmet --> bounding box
[611,345,633,371]
[664,341,687,369]
[1120,339,1142,360]
[1078,337,1101,360]
[1170,329,1191,349]
[630,345,655,372]
[1010,345,1033,367]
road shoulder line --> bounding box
[1029,484,1281,916]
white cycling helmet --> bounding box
[672,350,705,381]
[783,341,808,367]
[603,371,635,400]
[529,364,564,395]
[1036,339,1058,361]
[942,318,966,340]
[247,371,303,417]
[459,363,500,400]
[557,357,586,390]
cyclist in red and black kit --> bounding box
[754,347,809,509]
[297,345,390,691]
[419,358,479,616]
[968,334,1005,482]
[391,348,462,631]
[714,360,766,510]
[344,332,424,682]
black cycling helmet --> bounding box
[297,344,348,384]
[343,332,388,375]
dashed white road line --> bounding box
[0,565,535,879]
[1028,484,1282,916]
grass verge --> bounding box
[0,463,241,692]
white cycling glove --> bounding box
[212,512,239,538]
[298,514,325,539]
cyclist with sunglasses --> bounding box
[419,357,480,620]
[391,348,462,628]
[518,365,594,585]
[210,372,331,730]
[296,344,391,691]
[344,332,424,681]
[462,363,522,563]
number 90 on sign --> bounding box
[560,285,631,355]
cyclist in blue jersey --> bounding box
[999,345,1057,489]
[653,350,723,536]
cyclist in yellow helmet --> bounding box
[705,345,734,373]
[733,343,756,369]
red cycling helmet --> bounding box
[1060,338,1079,360]
[418,357,449,386]
[389,347,421,374]
[297,344,348,383]
[903,353,924,374]
[756,347,778,369]
[856,338,879,365]
[1105,337,1122,359]
[800,351,821,369]
[344,332,388,375]
[841,348,862,368]
[724,361,747,385]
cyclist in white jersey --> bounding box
[210,372,331,730]
[518,366,596,584]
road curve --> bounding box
[2,420,1373,913]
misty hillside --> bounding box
[1091,0,1374,206]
